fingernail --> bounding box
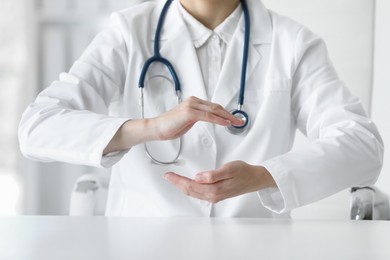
[225,120,231,125]
[236,119,244,125]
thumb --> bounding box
[194,167,232,184]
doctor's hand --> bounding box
[151,96,243,140]
[104,96,243,155]
[164,161,277,204]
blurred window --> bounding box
[17,0,145,215]
[0,0,26,215]
[0,0,146,215]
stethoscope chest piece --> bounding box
[226,109,250,135]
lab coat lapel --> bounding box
[151,0,208,102]
[212,29,262,108]
[212,0,272,108]
[151,0,211,136]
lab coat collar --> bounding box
[178,1,242,48]
[247,0,273,45]
[177,1,213,48]
[211,0,272,106]
[151,0,273,44]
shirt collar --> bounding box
[177,1,242,48]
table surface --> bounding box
[0,216,389,260]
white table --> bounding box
[0,217,389,260]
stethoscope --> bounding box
[138,0,251,165]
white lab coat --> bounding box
[19,0,383,217]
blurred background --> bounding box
[0,0,388,218]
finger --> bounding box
[165,172,230,203]
[197,104,244,126]
[195,167,233,184]
[184,96,243,126]
[190,101,243,126]
[189,109,232,126]
[164,172,208,200]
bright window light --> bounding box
[0,173,20,216]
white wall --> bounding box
[263,0,375,111]
[372,0,390,195]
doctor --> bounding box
[19,0,383,217]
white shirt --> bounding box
[178,2,242,100]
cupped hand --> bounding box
[164,161,277,204]
[150,96,243,141]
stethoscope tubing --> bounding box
[154,0,173,58]
[238,0,250,108]
[138,0,251,164]
[139,0,183,165]
[138,56,181,92]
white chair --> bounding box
[351,187,390,220]
[69,173,109,216]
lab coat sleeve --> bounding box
[258,27,384,214]
[19,13,131,168]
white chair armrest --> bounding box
[69,173,109,216]
[351,187,390,220]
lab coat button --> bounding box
[201,137,213,147]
